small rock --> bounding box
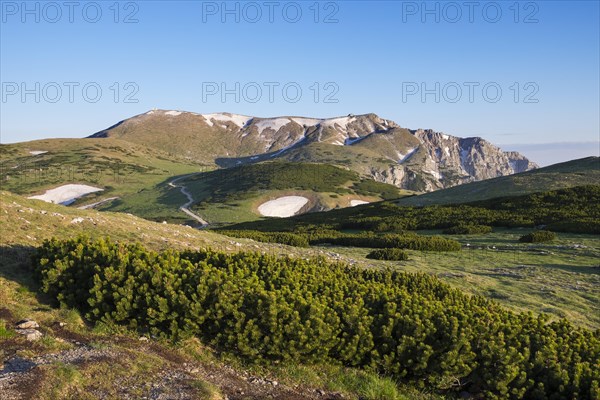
[15,319,39,329]
[190,368,199,374]
[70,217,85,224]
[15,329,42,341]
[138,336,149,341]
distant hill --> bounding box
[89,109,537,192]
[103,161,411,225]
[225,185,600,239]
[0,138,203,207]
[395,157,600,206]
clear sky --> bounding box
[1,0,599,166]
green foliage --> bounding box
[187,161,399,206]
[519,230,557,243]
[0,319,15,339]
[32,236,600,399]
[231,185,600,235]
[366,248,409,261]
[218,229,461,251]
[351,179,401,200]
[307,231,462,251]
[217,230,309,247]
[442,224,493,235]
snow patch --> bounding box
[28,184,103,206]
[444,146,450,156]
[322,116,353,130]
[345,136,366,145]
[350,200,369,207]
[255,118,291,134]
[398,147,418,163]
[29,151,48,155]
[291,117,322,127]
[258,196,309,218]
[165,110,182,116]
[202,113,252,128]
[441,134,450,140]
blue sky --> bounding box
[1,0,599,165]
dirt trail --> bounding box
[168,175,209,227]
[0,338,343,400]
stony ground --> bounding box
[0,313,347,400]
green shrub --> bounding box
[309,232,462,251]
[519,230,557,243]
[218,230,309,247]
[218,230,461,252]
[366,248,409,261]
[32,236,600,400]
[443,224,492,235]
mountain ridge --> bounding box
[89,109,538,192]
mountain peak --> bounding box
[89,110,537,192]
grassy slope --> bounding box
[0,138,206,207]
[104,161,412,225]
[321,229,600,329]
[396,156,600,206]
[0,191,442,400]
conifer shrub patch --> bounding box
[442,224,493,235]
[32,236,600,399]
[519,230,557,243]
[365,248,409,261]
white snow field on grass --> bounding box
[258,196,309,218]
[29,151,48,155]
[350,200,369,207]
[28,184,104,206]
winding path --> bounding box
[168,175,209,227]
[77,197,120,210]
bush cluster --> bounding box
[217,230,309,247]
[219,229,462,252]
[519,230,557,243]
[366,248,409,261]
[33,236,600,399]
[442,224,493,235]
[308,231,462,251]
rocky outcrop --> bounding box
[14,319,42,341]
